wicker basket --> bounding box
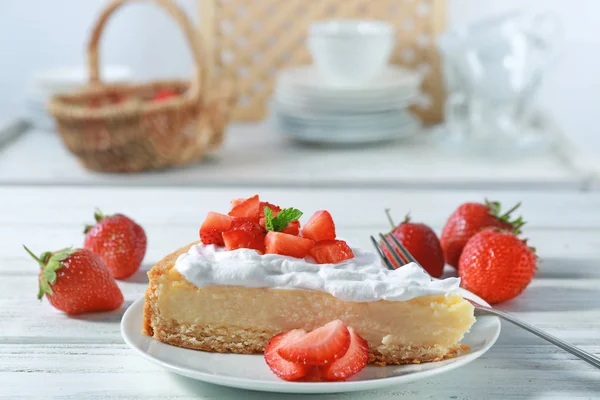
[48,0,236,173]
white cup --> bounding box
[307,20,395,86]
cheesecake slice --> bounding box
[143,240,476,365]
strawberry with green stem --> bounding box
[381,209,445,278]
[24,245,123,315]
[84,208,147,279]
[441,200,525,268]
[458,226,537,304]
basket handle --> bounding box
[87,0,205,101]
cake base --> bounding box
[144,317,469,365]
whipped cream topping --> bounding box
[174,244,460,302]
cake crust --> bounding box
[143,241,473,365]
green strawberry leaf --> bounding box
[264,207,303,232]
[273,208,303,232]
[24,245,72,300]
[43,268,57,285]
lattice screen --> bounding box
[199,0,446,123]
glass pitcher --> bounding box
[438,12,561,154]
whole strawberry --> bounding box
[441,200,524,268]
[84,209,147,279]
[381,210,445,278]
[24,246,124,314]
[458,228,536,304]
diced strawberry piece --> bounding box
[230,218,265,235]
[199,212,233,246]
[223,230,265,253]
[259,202,282,218]
[301,210,336,242]
[264,330,311,381]
[282,220,300,235]
[278,320,351,365]
[230,198,245,210]
[264,232,314,258]
[228,195,260,222]
[309,240,354,264]
[320,327,369,381]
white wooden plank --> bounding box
[1,344,599,399]
[2,187,600,228]
[0,125,587,190]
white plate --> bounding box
[276,118,421,145]
[274,91,417,113]
[273,105,415,126]
[122,290,500,394]
[277,65,422,97]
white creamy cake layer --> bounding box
[174,244,460,302]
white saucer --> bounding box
[277,65,422,98]
[274,90,417,113]
[122,291,500,394]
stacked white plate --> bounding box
[271,65,423,144]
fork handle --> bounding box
[479,307,600,369]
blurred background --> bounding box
[0,0,598,189]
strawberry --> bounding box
[260,202,282,218]
[309,240,354,264]
[264,329,311,381]
[265,231,314,258]
[381,210,445,278]
[230,198,245,209]
[24,246,123,315]
[228,195,260,222]
[83,209,147,279]
[320,327,369,381]
[458,228,536,304]
[281,220,300,235]
[441,200,523,268]
[223,218,266,252]
[223,230,265,253]
[152,88,177,101]
[301,211,336,242]
[278,319,351,365]
[199,212,233,246]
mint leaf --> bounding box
[264,206,275,231]
[272,208,303,232]
[263,207,303,232]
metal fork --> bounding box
[371,233,600,369]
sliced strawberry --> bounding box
[309,240,354,264]
[199,212,233,246]
[228,195,260,222]
[282,220,300,235]
[278,320,351,365]
[259,202,282,217]
[230,198,245,210]
[320,327,369,381]
[230,218,265,235]
[301,210,336,242]
[264,329,311,381]
[222,230,265,253]
[264,231,314,258]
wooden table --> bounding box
[2,186,599,399]
[0,122,596,190]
